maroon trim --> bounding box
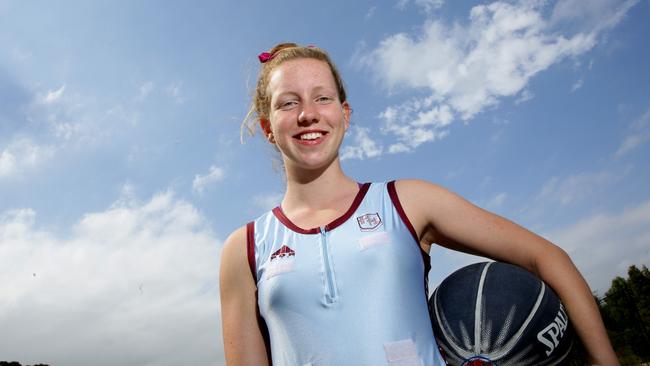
[272,182,371,234]
[246,221,257,283]
[247,222,272,362]
[326,182,370,231]
[387,180,432,298]
[272,207,320,234]
[387,180,419,244]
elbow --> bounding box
[531,242,573,277]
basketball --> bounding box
[429,262,574,365]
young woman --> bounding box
[220,43,619,365]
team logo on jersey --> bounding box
[356,213,382,231]
[267,245,296,278]
[270,245,295,261]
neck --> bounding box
[281,158,358,211]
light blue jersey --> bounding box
[247,181,446,366]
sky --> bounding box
[0,0,649,365]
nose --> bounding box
[298,101,319,126]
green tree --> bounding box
[600,265,650,363]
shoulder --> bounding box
[223,225,247,253]
[391,178,472,223]
[220,225,249,278]
[391,178,456,202]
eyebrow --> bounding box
[274,86,336,100]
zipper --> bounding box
[319,226,338,304]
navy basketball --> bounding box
[429,262,574,366]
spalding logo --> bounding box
[537,303,569,356]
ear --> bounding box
[260,118,272,135]
[260,118,275,144]
[342,102,351,131]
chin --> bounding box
[291,154,339,171]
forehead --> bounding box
[267,58,336,96]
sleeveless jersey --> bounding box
[247,181,446,366]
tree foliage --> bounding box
[564,265,650,365]
[600,265,650,364]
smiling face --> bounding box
[264,58,350,172]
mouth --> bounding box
[293,131,328,143]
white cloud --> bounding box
[26,84,102,143]
[484,192,507,210]
[571,78,584,92]
[41,85,66,104]
[361,0,637,153]
[537,170,618,207]
[415,0,444,13]
[0,138,55,178]
[0,149,17,177]
[137,81,155,101]
[515,89,534,105]
[365,6,377,20]
[0,191,223,366]
[616,132,650,159]
[365,2,595,118]
[341,126,383,160]
[396,0,444,13]
[378,99,452,153]
[550,0,639,33]
[395,0,409,11]
[193,165,225,194]
[27,85,91,143]
[166,81,186,104]
[106,104,140,128]
[615,107,650,158]
[546,199,650,294]
[22,82,150,149]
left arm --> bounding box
[395,179,618,366]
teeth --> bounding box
[300,132,323,140]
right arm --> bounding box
[220,226,270,365]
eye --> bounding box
[315,96,334,104]
[278,100,298,110]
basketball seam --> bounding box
[474,262,491,355]
[434,287,474,359]
[486,281,546,359]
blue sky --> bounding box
[1,1,649,365]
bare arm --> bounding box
[396,179,619,366]
[220,226,270,366]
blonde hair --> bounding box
[241,43,348,141]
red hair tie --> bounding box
[258,44,317,64]
[258,52,273,63]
